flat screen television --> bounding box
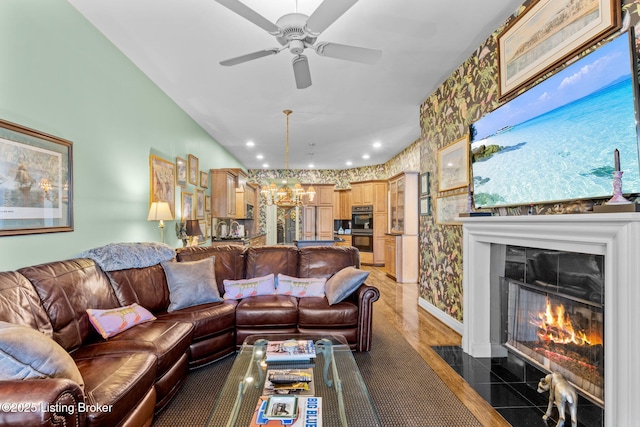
[470,31,640,208]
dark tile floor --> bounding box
[432,346,604,427]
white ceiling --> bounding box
[68,0,523,170]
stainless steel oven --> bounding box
[351,231,373,252]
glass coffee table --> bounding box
[206,334,381,426]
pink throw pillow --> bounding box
[277,274,326,297]
[87,303,156,339]
[223,274,276,300]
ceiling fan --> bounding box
[215,0,382,89]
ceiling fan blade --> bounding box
[215,0,280,34]
[220,48,280,66]
[315,42,381,64]
[305,0,358,36]
[292,55,312,89]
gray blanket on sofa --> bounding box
[79,242,175,272]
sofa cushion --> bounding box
[277,274,326,297]
[157,300,237,340]
[245,246,299,278]
[18,258,121,351]
[108,263,171,313]
[0,271,53,335]
[87,303,156,339]
[72,320,193,379]
[161,257,222,312]
[176,244,245,294]
[297,298,359,327]
[325,266,370,305]
[74,353,157,427]
[298,246,360,278]
[223,274,276,300]
[235,295,298,327]
[0,321,84,391]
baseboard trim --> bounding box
[418,297,464,336]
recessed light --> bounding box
[246,141,255,147]
[256,154,264,160]
[308,163,315,168]
[362,154,370,159]
[373,141,382,148]
[262,163,269,168]
[346,161,353,166]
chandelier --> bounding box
[261,110,315,207]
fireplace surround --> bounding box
[461,213,640,427]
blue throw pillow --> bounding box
[325,266,369,305]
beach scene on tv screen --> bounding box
[470,33,640,208]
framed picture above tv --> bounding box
[497,0,620,99]
[471,30,640,209]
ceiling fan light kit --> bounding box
[215,0,381,88]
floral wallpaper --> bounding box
[418,0,640,322]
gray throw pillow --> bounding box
[161,256,222,312]
[325,266,370,305]
[0,321,84,391]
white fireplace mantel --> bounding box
[461,213,640,427]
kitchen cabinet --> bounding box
[210,169,237,218]
[384,235,397,279]
[317,206,334,240]
[386,172,419,282]
[333,189,352,220]
[388,172,418,235]
[236,183,257,219]
[350,180,387,266]
[335,235,352,247]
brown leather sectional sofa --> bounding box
[0,244,379,427]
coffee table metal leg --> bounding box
[315,339,348,426]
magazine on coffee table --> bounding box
[265,339,316,362]
[262,368,315,396]
[250,396,322,426]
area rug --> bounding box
[153,312,482,427]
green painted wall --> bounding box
[0,0,244,270]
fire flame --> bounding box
[531,298,603,346]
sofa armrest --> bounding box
[353,283,380,351]
[0,378,85,427]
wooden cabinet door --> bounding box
[316,185,334,206]
[351,184,362,205]
[384,235,397,278]
[362,183,374,205]
[302,206,316,240]
[373,181,387,213]
[333,190,341,219]
[226,172,236,217]
[317,206,334,240]
[340,190,352,220]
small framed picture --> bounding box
[420,196,431,216]
[181,191,193,220]
[264,395,297,420]
[420,172,430,196]
[438,135,469,192]
[436,193,467,225]
[188,154,198,186]
[176,156,187,188]
[200,171,209,188]
[196,188,205,219]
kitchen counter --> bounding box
[293,238,343,248]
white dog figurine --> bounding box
[537,372,578,427]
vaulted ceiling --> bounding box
[68,0,523,170]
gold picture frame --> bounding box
[498,0,620,100]
[435,193,468,225]
[188,154,198,186]
[176,156,187,188]
[150,154,176,218]
[0,118,73,236]
[181,191,193,220]
[437,135,469,192]
[200,171,209,188]
[196,188,205,219]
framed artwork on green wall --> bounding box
[0,118,73,236]
[176,156,187,188]
[150,154,176,218]
[188,154,198,186]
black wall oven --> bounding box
[352,206,374,252]
[351,205,373,231]
[351,232,373,253]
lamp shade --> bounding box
[185,219,203,237]
[147,201,173,221]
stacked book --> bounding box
[250,339,322,426]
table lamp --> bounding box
[185,219,204,246]
[147,201,173,243]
